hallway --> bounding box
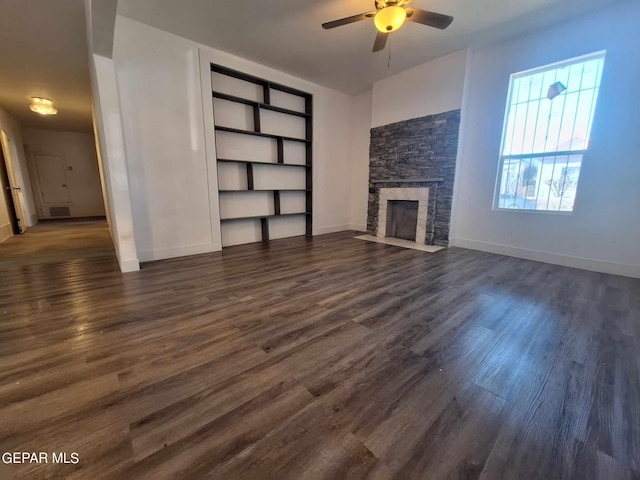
[0,219,116,269]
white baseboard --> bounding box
[112,246,140,273]
[451,237,640,279]
[119,257,140,273]
[349,223,367,233]
[137,242,219,263]
[0,223,12,243]
[314,224,353,235]
[313,224,368,235]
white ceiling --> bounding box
[0,0,92,132]
[118,0,623,95]
[0,0,623,134]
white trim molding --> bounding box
[137,242,217,263]
[314,224,353,236]
[451,237,640,279]
[119,257,140,273]
[349,223,368,233]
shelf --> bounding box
[217,158,310,168]
[213,91,309,118]
[220,212,311,222]
[219,189,310,192]
[211,64,311,98]
[215,126,310,144]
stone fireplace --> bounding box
[367,109,460,247]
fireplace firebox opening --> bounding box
[386,200,419,241]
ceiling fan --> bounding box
[322,0,453,52]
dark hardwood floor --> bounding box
[0,222,639,479]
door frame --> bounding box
[0,130,27,233]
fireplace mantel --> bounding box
[370,178,443,184]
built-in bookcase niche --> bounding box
[211,64,312,247]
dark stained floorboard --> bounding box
[0,221,639,479]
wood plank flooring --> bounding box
[0,221,639,479]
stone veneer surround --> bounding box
[368,109,461,246]
[377,188,429,244]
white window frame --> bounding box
[493,51,606,214]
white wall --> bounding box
[24,128,105,218]
[113,17,221,260]
[113,16,354,261]
[452,1,640,277]
[0,105,38,242]
[85,0,139,272]
[87,53,140,272]
[348,90,372,231]
[371,49,468,128]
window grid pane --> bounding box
[497,154,583,212]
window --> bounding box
[494,51,605,212]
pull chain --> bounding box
[387,41,392,69]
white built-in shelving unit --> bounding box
[210,64,313,246]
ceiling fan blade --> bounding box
[322,11,376,29]
[373,32,388,52]
[406,8,454,29]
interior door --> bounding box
[0,131,27,232]
[0,146,20,234]
[34,155,70,204]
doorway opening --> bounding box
[25,130,107,221]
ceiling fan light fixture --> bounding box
[29,97,57,115]
[374,6,407,33]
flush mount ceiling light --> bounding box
[29,97,57,115]
[322,0,453,52]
